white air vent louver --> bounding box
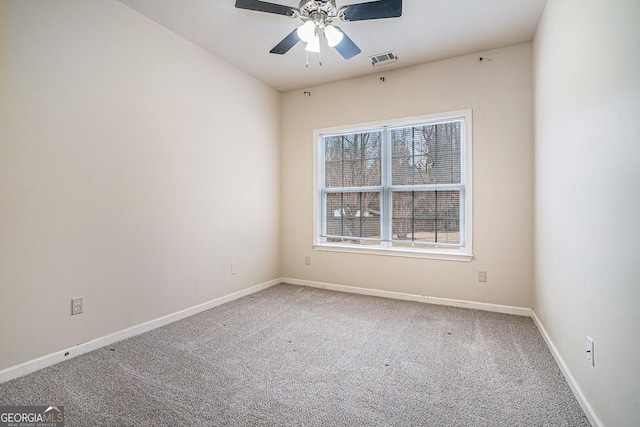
[368,51,398,67]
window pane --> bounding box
[325,160,343,187]
[391,128,412,185]
[324,132,381,188]
[325,192,381,244]
[391,190,460,246]
[325,136,342,162]
[420,122,461,185]
[392,122,462,186]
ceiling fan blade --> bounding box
[333,28,361,59]
[235,0,297,17]
[270,29,301,54]
[341,0,402,21]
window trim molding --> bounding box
[313,109,473,262]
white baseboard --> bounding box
[531,311,602,427]
[0,278,280,384]
[283,277,532,317]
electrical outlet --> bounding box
[231,263,238,275]
[586,336,594,366]
[304,256,311,265]
[71,297,83,315]
[478,271,487,282]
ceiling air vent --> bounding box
[368,51,398,67]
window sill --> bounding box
[312,243,473,262]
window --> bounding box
[314,110,472,261]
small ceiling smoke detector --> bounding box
[369,51,398,67]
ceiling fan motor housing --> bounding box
[298,0,339,20]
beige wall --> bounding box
[0,0,281,371]
[533,0,640,425]
[281,43,535,308]
[7,3,637,423]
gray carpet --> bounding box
[0,284,590,426]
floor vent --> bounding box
[369,51,398,67]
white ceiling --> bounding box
[119,0,547,92]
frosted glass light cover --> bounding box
[324,25,344,47]
[297,21,316,43]
[305,35,320,53]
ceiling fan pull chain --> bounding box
[306,50,309,68]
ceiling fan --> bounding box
[234,0,402,63]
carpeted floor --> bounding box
[0,284,590,426]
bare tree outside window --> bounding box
[325,131,381,244]
[391,122,461,246]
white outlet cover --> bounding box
[71,297,83,315]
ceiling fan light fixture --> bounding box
[296,20,316,43]
[235,0,403,62]
[324,24,343,47]
[305,35,321,53]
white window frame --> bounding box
[313,110,473,262]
